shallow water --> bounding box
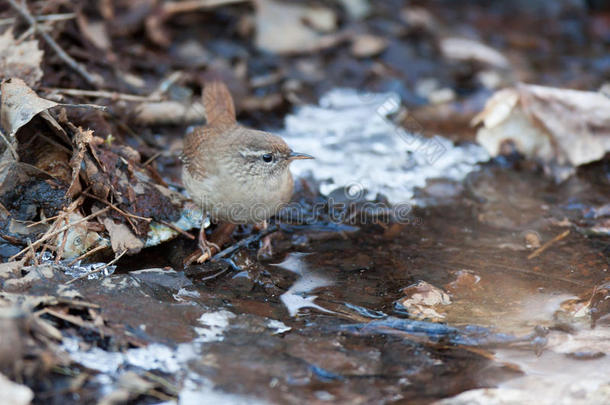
[49,91,610,404]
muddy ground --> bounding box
[0,0,609,404]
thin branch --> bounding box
[82,191,152,222]
[212,224,278,261]
[45,88,162,102]
[157,219,196,240]
[0,12,76,27]
[66,249,127,285]
[528,230,570,260]
[7,0,103,88]
[162,0,248,15]
[67,243,108,266]
[9,207,110,261]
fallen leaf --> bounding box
[76,12,111,50]
[397,280,451,321]
[102,217,144,255]
[0,78,58,137]
[0,29,43,87]
[440,37,510,69]
[132,101,205,125]
[55,213,108,259]
[350,34,388,58]
[473,84,610,179]
[254,0,342,54]
[303,7,337,32]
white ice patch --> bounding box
[283,89,489,204]
[63,310,235,377]
[179,373,270,405]
[194,310,236,342]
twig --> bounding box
[82,191,152,222]
[0,128,19,160]
[66,243,108,266]
[81,190,149,234]
[27,239,39,266]
[45,88,162,102]
[7,0,103,88]
[25,215,61,228]
[61,103,108,112]
[200,267,229,281]
[528,230,570,260]
[149,71,183,99]
[55,216,70,263]
[212,224,278,260]
[142,151,162,166]
[0,12,76,27]
[66,249,127,285]
[157,219,196,240]
[162,0,248,15]
[9,207,110,261]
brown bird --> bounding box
[181,81,312,263]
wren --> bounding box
[181,81,312,263]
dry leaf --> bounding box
[350,34,388,58]
[0,78,58,137]
[397,281,451,321]
[133,101,205,125]
[76,13,111,50]
[473,84,610,179]
[102,217,144,255]
[440,37,510,69]
[55,213,107,259]
[0,29,43,87]
[254,0,342,54]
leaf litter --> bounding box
[0,0,608,403]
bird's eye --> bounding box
[262,153,273,163]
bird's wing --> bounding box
[181,126,217,179]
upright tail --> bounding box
[203,80,236,126]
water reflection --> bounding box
[274,253,336,317]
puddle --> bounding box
[51,90,610,403]
[274,253,336,317]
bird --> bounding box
[181,80,312,263]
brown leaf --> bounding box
[474,84,610,177]
[0,29,43,87]
[0,78,58,138]
[440,37,510,69]
[132,101,205,125]
[102,217,144,255]
[76,12,111,51]
[254,0,342,54]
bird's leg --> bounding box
[197,225,220,263]
[256,220,273,260]
[183,225,219,266]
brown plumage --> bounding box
[181,80,312,262]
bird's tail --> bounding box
[203,80,236,126]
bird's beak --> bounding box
[288,151,314,160]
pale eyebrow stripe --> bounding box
[239,150,269,158]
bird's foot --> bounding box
[257,234,273,261]
[196,239,220,263]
